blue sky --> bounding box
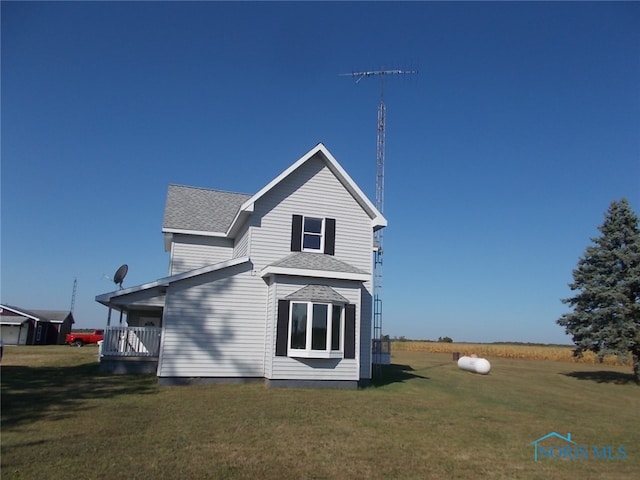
[2,1,638,344]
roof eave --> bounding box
[373,216,388,230]
[2,305,48,322]
[226,208,253,237]
[0,305,40,321]
[96,256,251,305]
[260,266,370,282]
[162,228,228,238]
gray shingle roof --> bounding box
[0,305,72,323]
[163,185,252,233]
[285,285,350,303]
[268,252,368,275]
[27,310,72,323]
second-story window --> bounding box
[291,215,336,255]
[302,217,324,251]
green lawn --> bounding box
[1,346,638,479]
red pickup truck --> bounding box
[66,330,104,347]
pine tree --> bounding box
[558,198,640,382]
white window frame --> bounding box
[288,301,344,359]
[301,216,325,253]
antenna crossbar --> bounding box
[339,69,418,83]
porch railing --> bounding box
[101,326,162,357]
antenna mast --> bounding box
[70,278,77,313]
[341,68,417,374]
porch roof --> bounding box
[96,256,251,308]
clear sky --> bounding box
[2,1,639,344]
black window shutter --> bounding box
[324,218,336,255]
[291,215,303,252]
[344,304,356,359]
[275,300,290,356]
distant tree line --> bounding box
[382,335,454,343]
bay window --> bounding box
[276,298,356,359]
[289,301,343,357]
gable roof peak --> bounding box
[227,143,386,236]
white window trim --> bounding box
[288,301,344,359]
[301,216,325,253]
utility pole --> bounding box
[341,68,417,375]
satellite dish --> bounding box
[113,264,128,289]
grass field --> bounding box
[1,345,639,479]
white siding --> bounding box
[169,234,233,275]
[157,263,266,378]
[359,278,373,380]
[250,155,374,273]
[233,223,251,258]
[250,154,375,381]
[263,279,275,378]
[266,277,361,381]
[157,151,378,382]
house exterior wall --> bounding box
[56,318,74,345]
[127,310,163,327]
[157,261,266,379]
[249,153,375,380]
[233,222,251,258]
[263,277,275,379]
[249,154,374,273]
[265,276,362,381]
[359,281,373,380]
[169,234,233,275]
[159,154,376,382]
[32,322,51,345]
[103,148,380,385]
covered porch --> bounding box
[100,324,162,374]
[95,281,167,374]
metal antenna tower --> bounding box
[341,68,417,374]
[70,278,77,313]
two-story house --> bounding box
[96,143,386,388]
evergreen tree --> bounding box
[558,198,640,382]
